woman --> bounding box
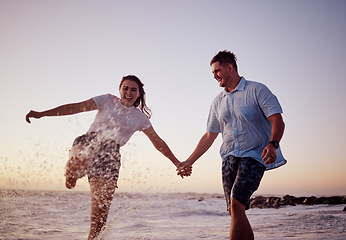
[25,75,191,239]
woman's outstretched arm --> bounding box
[143,126,181,167]
[25,98,97,123]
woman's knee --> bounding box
[90,178,116,205]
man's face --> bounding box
[211,62,231,88]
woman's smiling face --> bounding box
[119,80,140,107]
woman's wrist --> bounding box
[171,159,181,167]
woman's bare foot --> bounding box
[65,157,80,189]
[65,176,77,189]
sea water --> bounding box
[0,189,345,240]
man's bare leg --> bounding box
[229,198,254,240]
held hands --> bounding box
[176,161,193,178]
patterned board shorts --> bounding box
[70,132,121,184]
[222,156,266,211]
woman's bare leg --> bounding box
[88,176,117,240]
[65,144,91,189]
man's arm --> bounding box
[26,98,97,123]
[185,131,219,166]
[261,113,285,164]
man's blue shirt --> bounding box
[207,77,287,170]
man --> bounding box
[180,50,286,240]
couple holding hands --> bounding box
[26,50,286,240]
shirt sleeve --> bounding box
[139,117,152,131]
[206,100,221,133]
[92,94,110,110]
[257,84,283,118]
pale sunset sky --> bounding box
[1,0,345,196]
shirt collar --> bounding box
[222,77,246,96]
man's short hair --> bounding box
[210,50,238,72]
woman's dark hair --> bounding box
[210,50,238,72]
[119,75,152,119]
